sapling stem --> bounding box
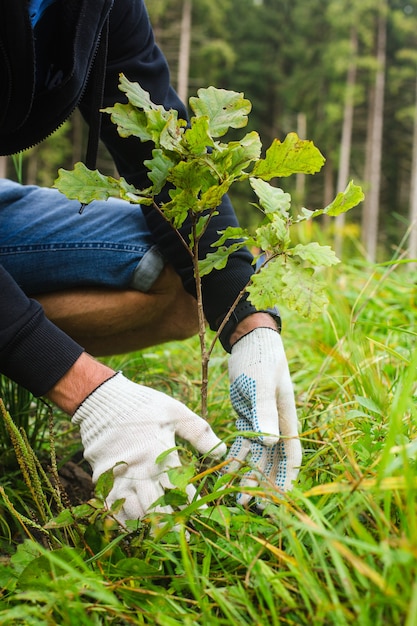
[190,221,209,419]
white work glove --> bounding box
[227,327,302,506]
[72,372,226,522]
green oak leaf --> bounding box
[198,180,233,211]
[211,226,252,247]
[107,76,186,148]
[184,116,214,154]
[281,266,329,319]
[144,149,177,194]
[189,86,251,137]
[250,178,291,216]
[246,258,285,310]
[118,73,166,112]
[299,181,364,220]
[189,213,213,248]
[102,102,152,140]
[168,159,216,196]
[322,180,365,216]
[159,111,187,152]
[195,213,213,238]
[252,132,325,179]
[212,132,262,178]
[297,206,316,220]
[199,242,248,276]
[54,163,148,204]
[117,177,154,204]
[255,214,290,251]
[247,259,329,318]
[163,188,198,228]
[291,242,340,267]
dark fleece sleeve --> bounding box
[0,266,84,396]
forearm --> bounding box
[45,352,115,416]
[230,312,279,347]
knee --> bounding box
[165,286,199,341]
[150,264,199,340]
[170,301,199,340]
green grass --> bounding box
[1,258,417,624]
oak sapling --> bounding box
[55,74,364,417]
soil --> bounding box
[56,459,94,505]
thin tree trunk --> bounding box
[177,0,192,104]
[322,158,334,230]
[72,110,84,165]
[363,85,375,198]
[26,147,38,185]
[408,71,417,262]
[0,156,7,178]
[295,112,306,206]
[361,7,387,263]
[334,27,358,258]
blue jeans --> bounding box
[0,179,165,295]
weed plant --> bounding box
[0,382,82,545]
[0,257,417,624]
[0,379,50,468]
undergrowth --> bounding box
[1,257,417,625]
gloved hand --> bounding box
[72,372,227,522]
[227,327,302,506]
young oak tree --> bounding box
[55,76,364,417]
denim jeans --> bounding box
[0,179,164,295]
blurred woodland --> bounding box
[2,0,417,262]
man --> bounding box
[0,0,302,522]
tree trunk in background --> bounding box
[26,147,39,185]
[322,158,334,231]
[408,72,417,263]
[334,27,358,258]
[177,0,192,104]
[361,7,387,262]
[72,110,84,166]
[363,84,375,200]
[295,112,306,206]
[0,156,6,178]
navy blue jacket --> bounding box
[0,0,257,396]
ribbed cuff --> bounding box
[1,306,84,397]
[72,370,120,418]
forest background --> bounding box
[2,0,417,265]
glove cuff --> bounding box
[230,326,279,352]
[72,371,124,425]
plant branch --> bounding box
[151,199,192,257]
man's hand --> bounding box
[227,326,302,506]
[72,373,226,522]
